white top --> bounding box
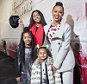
[41,61,47,83]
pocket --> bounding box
[52,37,62,46]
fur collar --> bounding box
[33,56,53,66]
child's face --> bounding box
[23,32,32,47]
[38,48,47,62]
[33,11,41,23]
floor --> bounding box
[0,51,17,84]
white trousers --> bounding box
[62,69,73,84]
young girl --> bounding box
[29,10,47,46]
[31,47,61,84]
[15,28,35,84]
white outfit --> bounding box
[31,57,61,84]
[41,61,47,83]
[44,19,75,84]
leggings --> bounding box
[61,69,73,84]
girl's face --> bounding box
[38,48,47,62]
[52,6,64,23]
[33,11,41,23]
[23,32,32,47]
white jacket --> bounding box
[44,20,75,72]
[31,57,61,84]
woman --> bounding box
[44,2,75,84]
[28,10,47,46]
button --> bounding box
[58,43,60,45]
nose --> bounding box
[56,12,60,16]
[36,16,38,19]
[42,53,45,56]
[26,39,30,42]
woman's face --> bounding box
[23,32,32,47]
[38,48,47,62]
[33,11,41,23]
[52,6,64,23]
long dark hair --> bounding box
[28,10,47,29]
[18,28,35,64]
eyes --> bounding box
[39,52,47,55]
[23,36,31,39]
[23,33,31,40]
[33,14,40,17]
[33,12,40,18]
[53,10,63,15]
[54,10,62,13]
[38,49,47,56]
[52,6,64,15]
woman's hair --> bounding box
[28,10,47,28]
[19,27,35,63]
[53,2,64,11]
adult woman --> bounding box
[44,2,75,84]
[29,10,47,46]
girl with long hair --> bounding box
[15,28,35,84]
[29,10,47,46]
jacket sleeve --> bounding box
[31,65,35,83]
[53,24,72,69]
[14,47,21,77]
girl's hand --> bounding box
[18,19,24,31]
[16,77,21,82]
[19,19,23,25]
[52,65,57,73]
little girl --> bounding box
[15,28,35,84]
[31,46,61,84]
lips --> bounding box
[26,41,31,44]
[35,18,40,22]
[36,18,39,21]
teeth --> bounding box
[55,16,59,19]
[36,18,38,20]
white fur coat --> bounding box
[31,57,61,84]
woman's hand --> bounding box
[16,77,21,82]
[52,65,57,73]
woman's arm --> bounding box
[53,24,72,69]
